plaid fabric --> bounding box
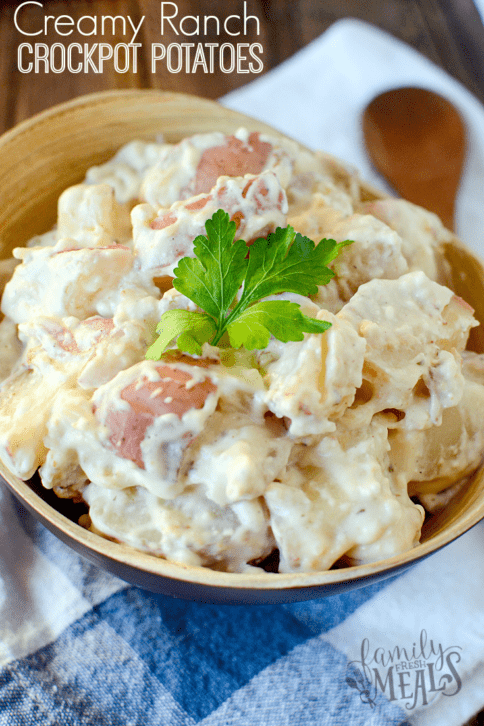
[1,487,413,726]
[2,19,484,726]
[2,481,484,726]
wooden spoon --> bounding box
[362,87,466,231]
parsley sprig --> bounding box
[146,209,351,358]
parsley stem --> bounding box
[211,320,227,346]
[210,298,249,346]
[211,330,223,346]
[211,297,248,346]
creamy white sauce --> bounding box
[0,128,482,574]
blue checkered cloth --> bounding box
[2,481,484,726]
[2,19,484,726]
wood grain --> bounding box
[2,0,484,135]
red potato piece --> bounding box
[57,183,132,246]
[21,311,169,391]
[82,316,116,333]
[149,173,285,235]
[100,365,217,468]
[150,212,177,230]
[2,243,133,324]
[358,198,450,281]
[133,171,287,277]
[193,133,272,195]
[32,316,115,357]
[0,367,57,479]
[140,131,283,209]
[184,197,210,212]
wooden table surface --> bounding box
[2,1,484,723]
[1,0,484,136]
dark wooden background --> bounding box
[1,1,484,723]
[1,0,484,136]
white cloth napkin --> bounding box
[222,18,484,260]
[222,18,484,726]
[475,0,484,24]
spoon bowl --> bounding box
[362,86,466,230]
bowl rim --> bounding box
[1,88,484,595]
[3,461,484,595]
[0,88,308,156]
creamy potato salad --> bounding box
[0,128,483,574]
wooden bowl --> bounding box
[1,89,484,604]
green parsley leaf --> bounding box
[146,209,352,358]
[145,309,216,358]
[227,300,331,350]
[173,209,247,322]
[236,227,351,308]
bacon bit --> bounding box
[150,212,177,230]
[194,133,272,195]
